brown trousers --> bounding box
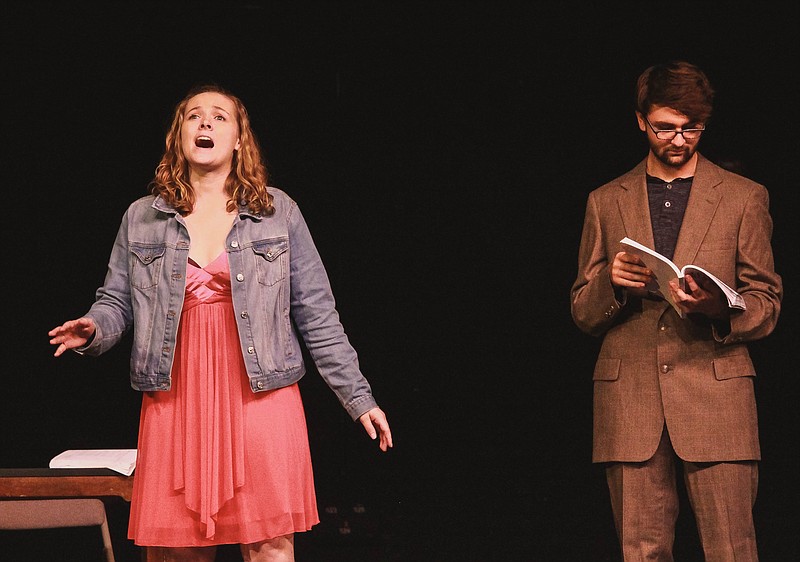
[606,427,759,562]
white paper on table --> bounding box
[49,449,137,476]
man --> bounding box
[571,61,782,561]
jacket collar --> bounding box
[151,194,178,215]
[617,159,654,249]
[617,153,723,267]
[672,154,723,267]
[151,194,263,221]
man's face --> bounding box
[637,105,704,169]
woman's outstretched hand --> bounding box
[48,318,96,357]
[359,407,393,452]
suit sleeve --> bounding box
[716,183,782,344]
[571,191,624,337]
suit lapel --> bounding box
[672,155,723,268]
[617,160,655,248]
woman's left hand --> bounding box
[359,407,393,452]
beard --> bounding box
[651,142,697,169]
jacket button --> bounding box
[256,381,264,390]
[236,273,244,282]
[247,346,255,354]
[231,241,239,248]
[661,364,670,374]
[241,311,248,319]
[659,324,667,331]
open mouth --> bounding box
[195,136,214,148]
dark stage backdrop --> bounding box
[3,2,798,561]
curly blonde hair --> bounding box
[150,84,274,216]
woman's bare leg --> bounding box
[143,546,217,562]
[241,534,295,562]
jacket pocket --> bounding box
[593,358,621,381]
[129,243,166,289]
[253,238,288,286]
[713,354,756,380]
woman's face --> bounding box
[180,91,241,173]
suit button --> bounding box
[661,364,670,374]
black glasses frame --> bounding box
[644,116,705,140]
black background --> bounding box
[2,2,798,561]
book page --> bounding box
[49,449,137,476]
[619,237,682,302]
[619,237,746,316]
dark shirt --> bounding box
[646,175,693,261]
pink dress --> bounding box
[128,252,319,546]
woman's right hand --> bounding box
[48,318,96,357]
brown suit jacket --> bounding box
[571,155,782,463]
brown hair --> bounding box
[635,61,714,124]
[150,84,274,216]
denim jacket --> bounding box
[79,189,377,421]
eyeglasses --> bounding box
[644,116,705,140]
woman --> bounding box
[49,85,392,561]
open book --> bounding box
[619,237,745,318]
[49,449,137,476]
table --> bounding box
[0,468,134,501]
